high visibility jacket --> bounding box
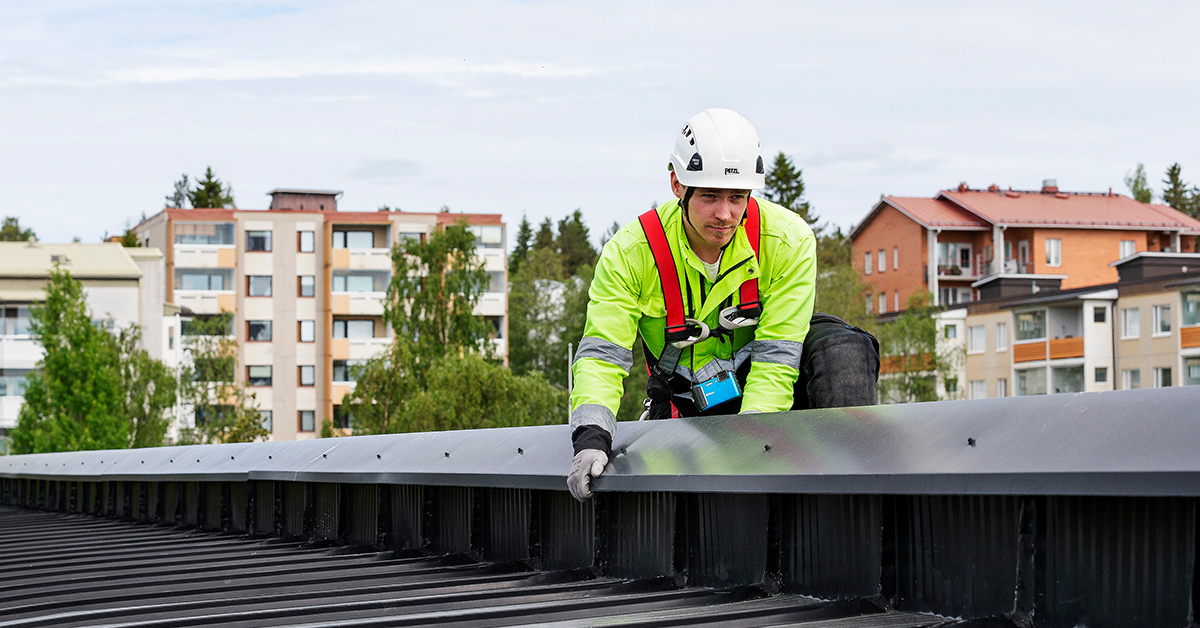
[570,196,816,441]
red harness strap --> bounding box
[638,198,761,345]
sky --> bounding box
[2,1,1199,247]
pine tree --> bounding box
[509,214,534,276]
[763,152,819,228]
[534,217,555,252]
[556,209,598,277]
[187,167,236,209]
[1162,163,1200,219]
[165,174,190,208]
[1125,163,1153,203]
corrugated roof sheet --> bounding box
[0,506,953,627]
[884,197,989,229]
[0,242,143,279]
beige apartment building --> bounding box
[950,252,1200,399]
[134,189,507,441]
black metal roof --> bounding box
[0,506,951,628]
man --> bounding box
[567,108,879,501]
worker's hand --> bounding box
[567,449,609,502]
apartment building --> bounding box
[134,189,507,442]
[850,180,1200,312]
[950,252,1200,399]
[0,242,172,450]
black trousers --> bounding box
[653,313,880,417]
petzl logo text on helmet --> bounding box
[725,168,739,175]
[687,153,703,171]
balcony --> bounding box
[331,292,386,316]
[173,245,235,269]
[174,291,237,314]
[0,336,41,370]
[1182,326,1200,349]
[475,293,505,317]
[0,396,22,428]
[1048,337,1085,360]
[331,248,392,271]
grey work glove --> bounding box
[567,449,609,502]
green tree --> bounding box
[383,221,492,384]
[1125,163,1153,204]
[116,325,177,448]
[165,174,190,208]
[875,293,943,404]
[187,167,236,209]
[177,312,267,444]
[598,220,622,250]
[762,152,819,228]
[507,247,566,378]
[534,217,556,252]
[10,268,127,453]
[509,214,534,276]
[1162,163,1200,219]
[0,217,35,242]
[556,209,598,277]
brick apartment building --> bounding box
[134,189,507,441]
[850,181,1200,313]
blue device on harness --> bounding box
[691,370,741,411]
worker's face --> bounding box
[671,171,749,250]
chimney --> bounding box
[957,182,968,192]
[1041,179,1058,194]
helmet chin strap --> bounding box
[681,186,698,232]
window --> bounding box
[864,252,872,275]
[396,231,425,244]
[261,410,273,432]
[181,313,234,337]
[246,320,272,342]
[1015,310,1047,341]
[1045,238,1062,267]
[963,325,983,353]
[1155,367,1173,388]
[1051,365,1084,393]
[246,230,272,252]
[945,378,958,396]
[195,405,233,427]
[1093,306,1106,323]
[0,369,30,397]
[298,275,315,297]
[333,319,374,339]
[299,410,315,432]
[878,249,886,273]
[298,365,315,387]
[937,242,972,271]
[969,380,986,399]
[247,365,272,387]
[485,315,504,338]
[1119,240,1136,259]
[1183,292,1200,327]
[332,230,374,249]
[298,231,315,253]
[1016,368,1047,396]
[879,293,886,314]
[1123,368,1141,389]
[298,320,315,342]
[468,225,504,249]
[175,269,233,291]
[893,246,899,270]
[1153,305,1172,336]
[247,275,272,297]
[894,290,899,312]
[333,405,351,429]
[866,295,872,314]
[943,324,957,339]
[332,359,366,382]
[487,271,506,293]
[332,272,381,293]
[1185,357,1200,386]
[996,322,1008,351]
[1,307,32,336]
[1095,367,1108,383]
[1121,308,1140,338]
[174,222,234,245]
[997,378,1008,397]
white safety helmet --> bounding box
[668,108,765,191]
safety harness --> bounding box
[637,197,762,364]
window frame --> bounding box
[247,365,273,387]
[1123,368,1141,389]
[864,251,872,275]
[246,230,273,252]
[1044,238,1062,267]
[246,320,273,342]
[893,246,899,270]
[298,320,315,343]
[1152,304,1172,337]
[1121,307,1141,339]
[298,410,316,432]
[261,410,273,432]
[1119,239,1136,259]
[1155,366,1173,388]
[298,275,315,298]
[298,230,315,253]
[1095,366,1108,383]
[878,293,886,314]
[968,379,987,400]
[995,322,1008,352]
[967,325,986,354]
[246,275,273,297]
[298,365,315,387]
[877,249,886,273]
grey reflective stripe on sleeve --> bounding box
[749,339,804,369]
[570,403,616,439]
[574,337,633,373]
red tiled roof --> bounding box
[940,190,1200,231]
[885,197,989,229]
